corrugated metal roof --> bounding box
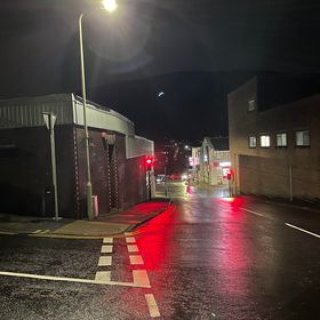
[0,94,73,128]
[0,93,153,158]
[126,135,154,159]
[72,95,135,136]
[0,93,135,136]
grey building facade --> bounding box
[0,94,154,218]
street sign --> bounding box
[43,112,57,130]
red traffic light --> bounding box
[145,156,153,170]
[226,168,234,180]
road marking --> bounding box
[0,271,151,288]
[127,245,139,253]
[98,256,112,266]
[31,229,50,234]
[101,245,113,253]
[0,231,15,235]
[129,255,144,265]
[285,223,320,239]
[133,270,150,287]
[145,294,160,318]
[31,230,42,234]
[103,237,113,244]
[95,271,111,282]
[240,208,265,217]
[126,237,136,244]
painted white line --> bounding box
[126,237,136,244]
[127,245,139,253]
[0,231,15,235]
[95,271,111,282]
[0,271,151,288]
[240,208,264,217]
[103,237,113,244]
[101,245,113,253]
[145,294,160,318]
[133,270,150,287]
[129,255,144,265]
[285,223,320,239]
[98,256,112,266]
[32,230,42,234]
[42,230,50,234]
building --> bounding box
[199,137,230,185]
[228,76,320,202]
[190,146,201,183]
[0,94,154,218]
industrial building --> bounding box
[0,93,154,218]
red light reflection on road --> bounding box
[186,185,193,194]
[135,205,177,271]
[214,197,253,297]
[220,196,246,208]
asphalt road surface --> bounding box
[0,181,320,319]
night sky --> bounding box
[1,0,320,142]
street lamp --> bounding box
[102,0,118,12]
[79,0,118,220]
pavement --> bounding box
[0,199,172,239]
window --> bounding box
[296,130,310,146]
[260,135,271,147]
[248,136,256,148]
[276,133,287,147]
[248,98,256,111]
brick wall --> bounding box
[74,129,149,217]
[0,125,150,218]
[0,125,76,217]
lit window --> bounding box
[260,135,271,147]
[276,133,287,147]
[248,136,256,148]
[248,98,256,111]
[296,130,310,146]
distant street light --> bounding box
[79,0,118,220]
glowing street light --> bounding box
[79,0,118,220]
[102,0,118,12]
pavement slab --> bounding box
[0,200,172,239]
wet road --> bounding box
[0,182,320,319]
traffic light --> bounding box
[226,168,233,180]
[145,156,153,171]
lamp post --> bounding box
[79,0,117,220]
